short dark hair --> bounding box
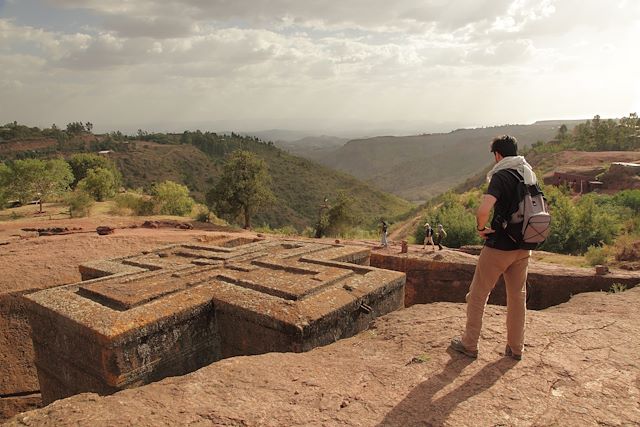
[490,135,518,157]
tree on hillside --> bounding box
[315,192,357,237]
[0,163,10,208]
[151,180,194,216]
[207,150,274,229]
[556,124,568,141]
[67,153,122,187]
[78,167,119,201]
[66,122,86,134]
[2,159,73,212]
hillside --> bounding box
[387,149,640,245]
[0,132,413,231]
[305,121,584,201]
[454,149,640,196]
[274,135,348,159]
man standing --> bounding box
[423,222,435,251]
[451,135,537,361]
[434,224,447,251]
[380,219,389,247]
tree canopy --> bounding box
[207,150,274,229]
[151,180,194,216]
[67,153,122,187]
[78,167,119,201]
[1,158,73,212]
[528,113,640,154]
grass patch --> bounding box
[407,354,431,364]
[531,251,590,268]
[0,202,70,221]
[608,283,627,294]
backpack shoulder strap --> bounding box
[503,168,524,183]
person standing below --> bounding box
[423,222,435,251]
[434,224,447,250]
[380,219,389,247]
[451,135,536,361]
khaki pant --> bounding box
[462,246,531,355]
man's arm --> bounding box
[476,194,497,238]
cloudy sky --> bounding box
[1,0,639,135]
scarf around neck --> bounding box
[486,155,537,185]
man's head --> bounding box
[490,135,518,158]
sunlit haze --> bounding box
[1,0,639,135]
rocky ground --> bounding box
[5,285,640,426]
[1,214,640,426]
[0,214,253,421]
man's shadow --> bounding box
[379,348,517,426]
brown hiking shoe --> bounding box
[450,337,478,359]
[505,345,522,361]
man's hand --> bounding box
[477,227,495,239]
[476,194,497,239]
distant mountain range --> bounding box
[275,121,586,202]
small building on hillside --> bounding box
[543,171,602,193]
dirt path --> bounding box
[388,213,422,242]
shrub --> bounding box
[77,167,118,201]
[608,283,627,294]
[112,192,155,216]
[151,181,194,216]
[573,195,619,251]
[613,189,640,213]
[541,188,619,254]
[67,153,122,187]
[415,193,481,248]
[193,205,211,222]
[611,234,640,262]
[584,245,608,266]
[66,190,94,218]
[272,225,298,236]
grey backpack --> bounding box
[505,169,552,247]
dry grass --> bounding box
[531,251,590,268]
[0,202,70,222]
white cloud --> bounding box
[1,1,638,132]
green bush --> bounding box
[112,192,155,216]
[541,188,619,254]
[67,153,122,187]
[0,162,9,209]
[584,245,608,266]
[66,190,94,218]
[608,283,627,294]
[78,167,118,201]
[151,180,194,216]
[415,193,481,248]
[613,189,640,213]
[192,204,211,222]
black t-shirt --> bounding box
[485,169,521,251]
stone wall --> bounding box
[370,251,640,309]
[0,293,42,419]
[25,239,405,404]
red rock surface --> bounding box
[6,287,640,426]
[0,216,253,421]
